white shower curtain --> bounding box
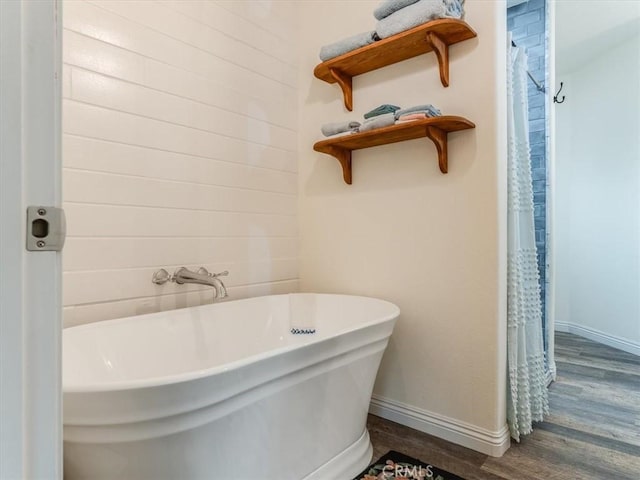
[506,42,549,441]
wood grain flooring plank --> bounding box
[367,415,507,480]
[482,428,640,480]
[369,333,640,479]
[534,422,640,457]
[556,359,639,383]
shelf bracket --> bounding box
[425,32,449,87]
[329,68,353,111]
[324,146,353,184]
[425,126,448,173]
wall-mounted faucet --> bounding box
[152,267,229,300]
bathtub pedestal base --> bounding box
[303,429,372,480]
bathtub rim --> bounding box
[63,293,399,394]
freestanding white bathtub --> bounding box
[63,293,399,480]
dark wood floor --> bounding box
[368,332,640,479]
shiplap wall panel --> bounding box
[157,1,298,65]
[64,101,297,172]
[64,2,296,106]
[63,280,299,328]
[62,0,299,326]
[63,258,298,306]
[64,170,297,215]
[212,0,298,41]
[64,237,298,271]
[63,31,296,129]
[64,204,297,237]
[70,69,297,151]
[87,0,298,87]
[63,136,297,194]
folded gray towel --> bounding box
[319,31,378,61]
[376,0,464,39]
[321,121,361,137]
[395,104,442,118]
[374,0,421,20]
[359,113,396,132]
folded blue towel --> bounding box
[364,104,401,119]
[359,113,396,132]
[321,120,361,137]
[395,104,442,119]
[319,31,379,61]
[376,0,465,39]
[449,0,464,17]
[374,0,421,21]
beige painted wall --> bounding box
[297,0,508,445]
[62,0,299,326]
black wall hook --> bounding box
[554,82,565,104]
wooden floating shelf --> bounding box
[314,19,477,111]
[313,116,475,184]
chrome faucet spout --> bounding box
[168,267,229,300]
[152,267,229,301]
[209,269,228,299]
[174,267,216,286]
[210,277,228,299]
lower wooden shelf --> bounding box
[313,115,475,184]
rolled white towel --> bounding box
[319,31,379,61]
[321,120,361,137]
[374,0,421,21]
[376,0,464,39]
[324,130,358,139]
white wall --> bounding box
[1,1,63,476]
[555,0,640,73]
[555,33,640,354]
[62,0,299,326]
[297,1,509,455]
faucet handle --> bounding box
[212,270,228,278]
[196,267,210,276]
[152,268,171,285]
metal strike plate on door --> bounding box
[26,206,66,252]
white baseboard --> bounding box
[369,395,510,457]
[555,322,640,357]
